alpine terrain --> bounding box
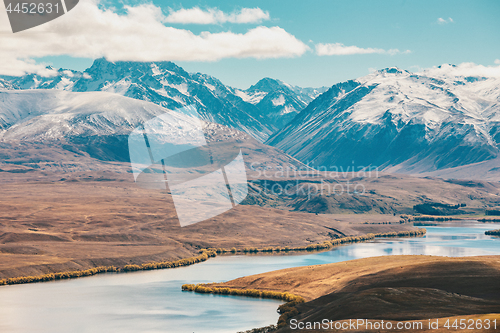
[0,89,307,174]
[0,59,325,141]
[267,66,500,178]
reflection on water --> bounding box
[0,221,498,333]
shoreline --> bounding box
[405,214,500,222]
[182,284,305,329]
[0,229,425,287]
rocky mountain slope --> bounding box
[234,77,327,128]
[0,89,306,173]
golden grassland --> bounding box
[4,169,497,280]
[0,229,425,287]
[1,176,424,280]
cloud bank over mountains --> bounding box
[0,0,415,76]
[420,62,500,78]
[0,0,307,75]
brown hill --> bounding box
[209,255,500,332]
[0,171,416,279]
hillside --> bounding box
[235,77,327,128]
[0,89,307,172]
[0,170,418,280]
[209,255,500,332]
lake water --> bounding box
[0,221,499,333]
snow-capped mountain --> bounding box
[0,59,325,141]
[4,60,498,178]
[0,59,274,140]
[0,89,168,140]
[267,67,500,174]
[0,89,307,172]
[235,78,327,128]
[0,78,17,90]
[0,89,185,161]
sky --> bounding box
[0,0,499,89]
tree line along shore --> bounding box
[0,229,426,287]
[486,229,500,236]
[182,284,305,328]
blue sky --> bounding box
[2,0,499,89]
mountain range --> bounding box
[0,89,307,174]
[0,59,326,142]
[1,60,499,180]
[267,67,500,176]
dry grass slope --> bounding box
[207,255,500,332]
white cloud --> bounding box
[437,17,454,24]
[420,62,500,78]
[495,59,500,65]
[316,43,410,56]
[316,43,384,55]
[164,7,270,24]
[409,65,424,72]
[388,49,412,55]
[0,57,56,76]
[0,0,307,75]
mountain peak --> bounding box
[247,77,286,93]
[437,64,457,69]
[84,58,183,77]
[378,67,408,75]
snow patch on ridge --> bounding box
[272,95,285,106]
[235,90,267,104]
